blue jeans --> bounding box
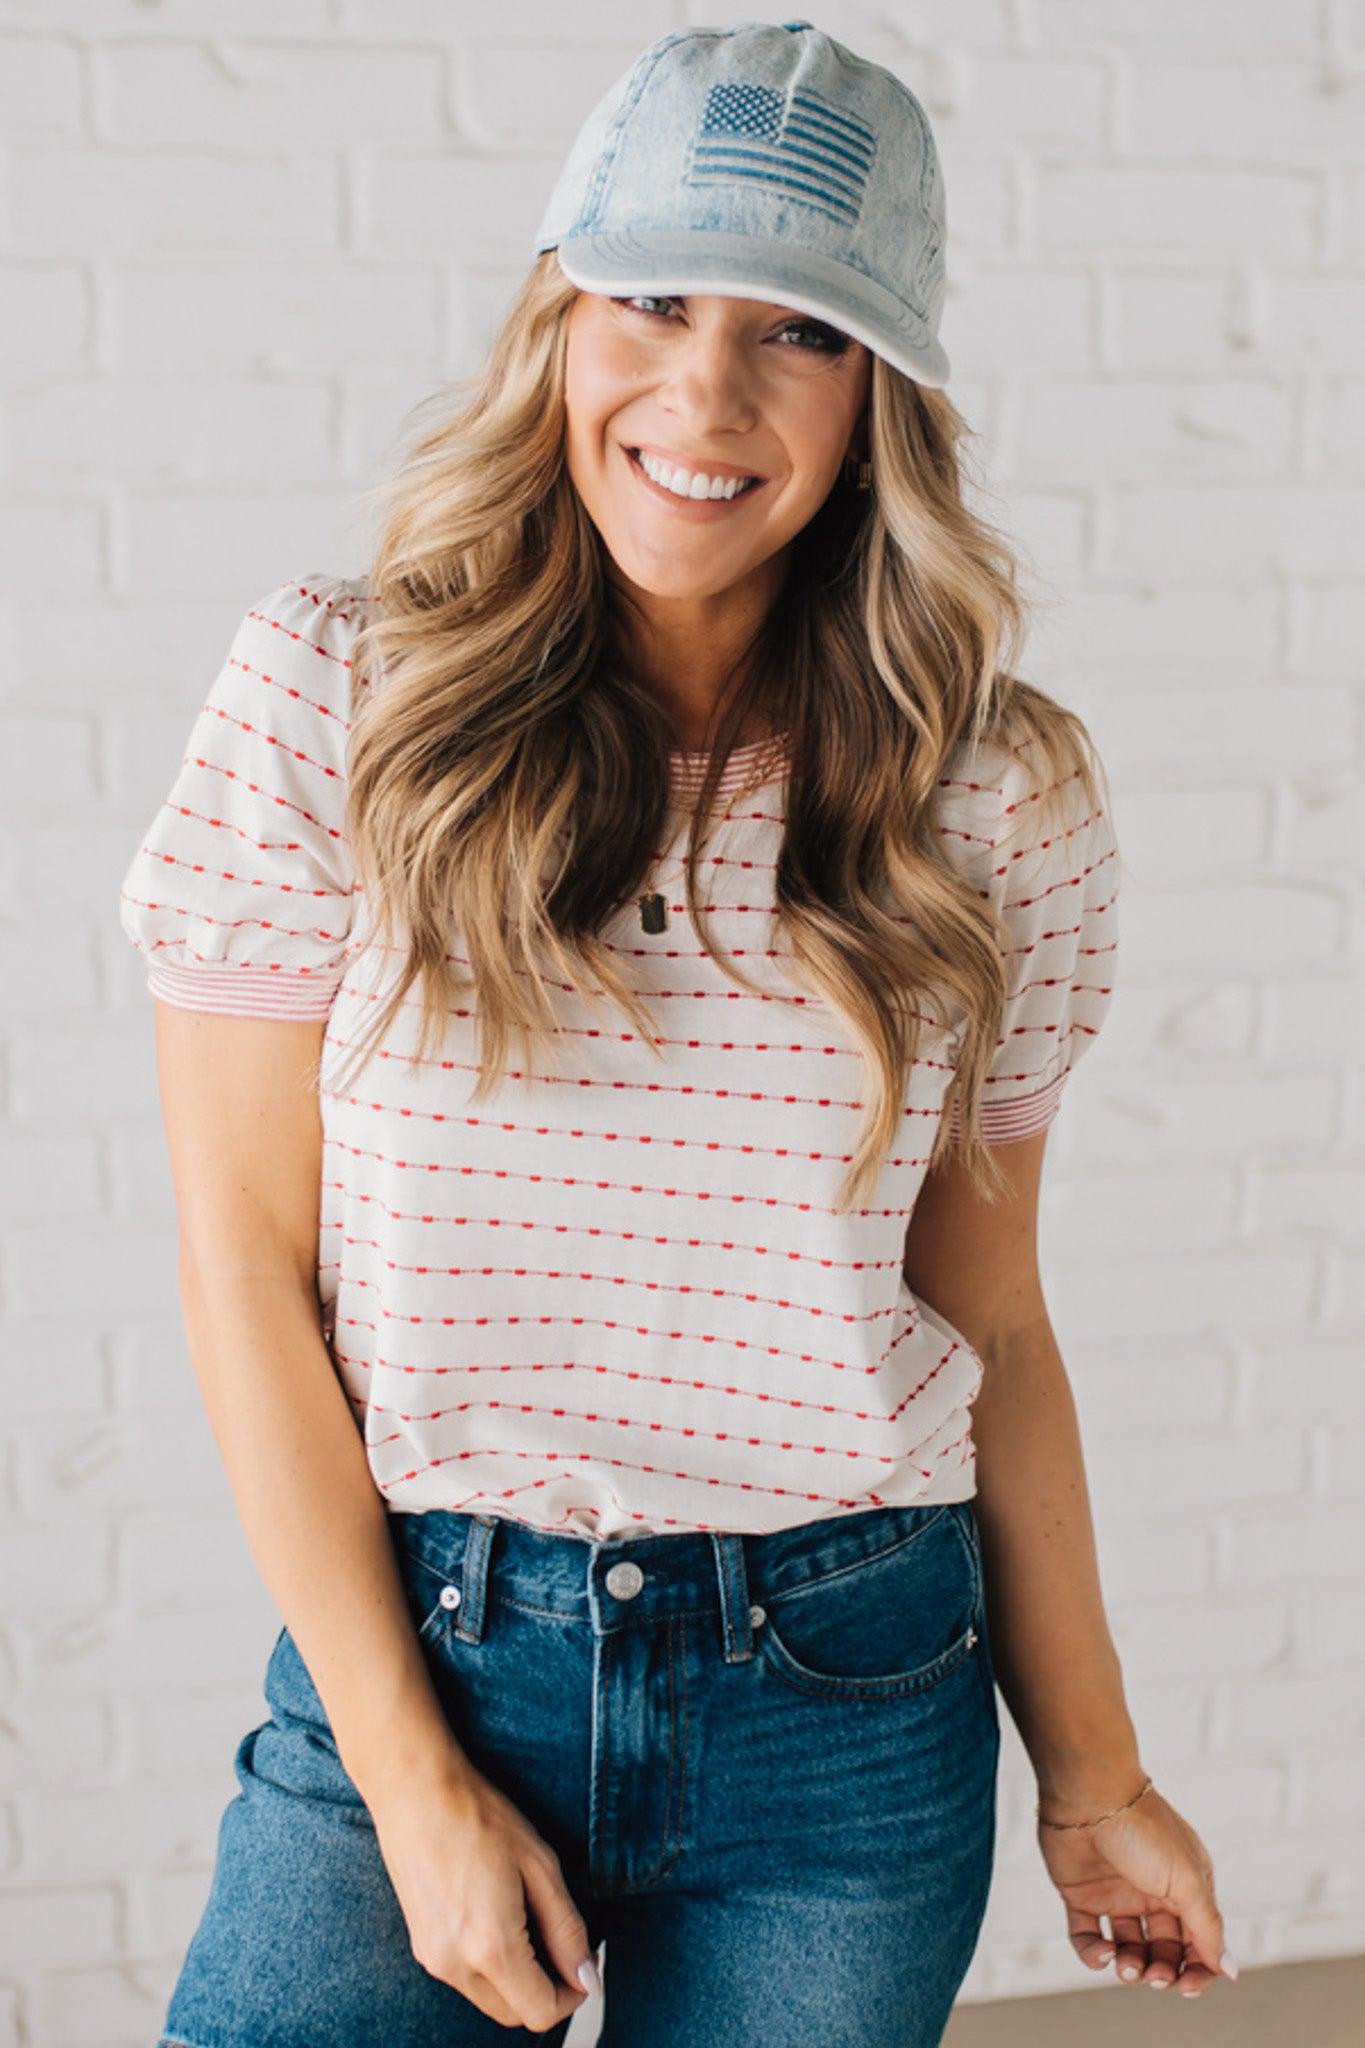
[157,1498,1000,2047]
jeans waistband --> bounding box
[388,1500,969,1663]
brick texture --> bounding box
[3,1,1362,2039]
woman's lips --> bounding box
[622,444,769,520]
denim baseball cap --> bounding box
[532,18,950,388]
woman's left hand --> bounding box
[1036,1777,1236,1999]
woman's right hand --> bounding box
[369,1755,602,2032]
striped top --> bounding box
[118,573,1121,1542]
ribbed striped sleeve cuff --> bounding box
[146,959,344,1019]
[945,1068,1069,1145]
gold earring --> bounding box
[841,454,872,491]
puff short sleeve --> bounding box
[941,734,1121,1143]
[117,573,363,1019]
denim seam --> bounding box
[973,1629,1000,1728]
[594,1626,616,1892]
[631,1613,688,1889]
[956,1505,1000,1724]
[581,30,689,233]
[951,1501,986,1621]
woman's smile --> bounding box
[620,441,772,522]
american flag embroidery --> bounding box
[684,80,876,226]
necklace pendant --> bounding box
[638,890,669,934]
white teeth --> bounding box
[635,450,757,500]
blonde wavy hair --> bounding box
[329,249,1112,1213]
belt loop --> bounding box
[710,1531,756,1662]
[453,1513,499,1643]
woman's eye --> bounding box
[775,318,848,354]
[612,295,846,354]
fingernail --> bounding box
[1119,1963,1139,1980]
[1220,1949,1239,1981]
[577,1955,602,1997]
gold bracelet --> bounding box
[1036,1772,1153,1832]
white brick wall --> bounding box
[3,1,1362,2040]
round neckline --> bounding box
[666,729,791,796]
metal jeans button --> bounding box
[749,1603,766,1627]
[605,1560,644,1600]
[439,1584,462,1609]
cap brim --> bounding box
[552,228,950,389]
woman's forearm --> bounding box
[968,1316,1148,1820]
[179,1261,478,1814]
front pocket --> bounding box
[756,1504,982,1701]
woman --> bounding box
[119,21,1232,2048]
